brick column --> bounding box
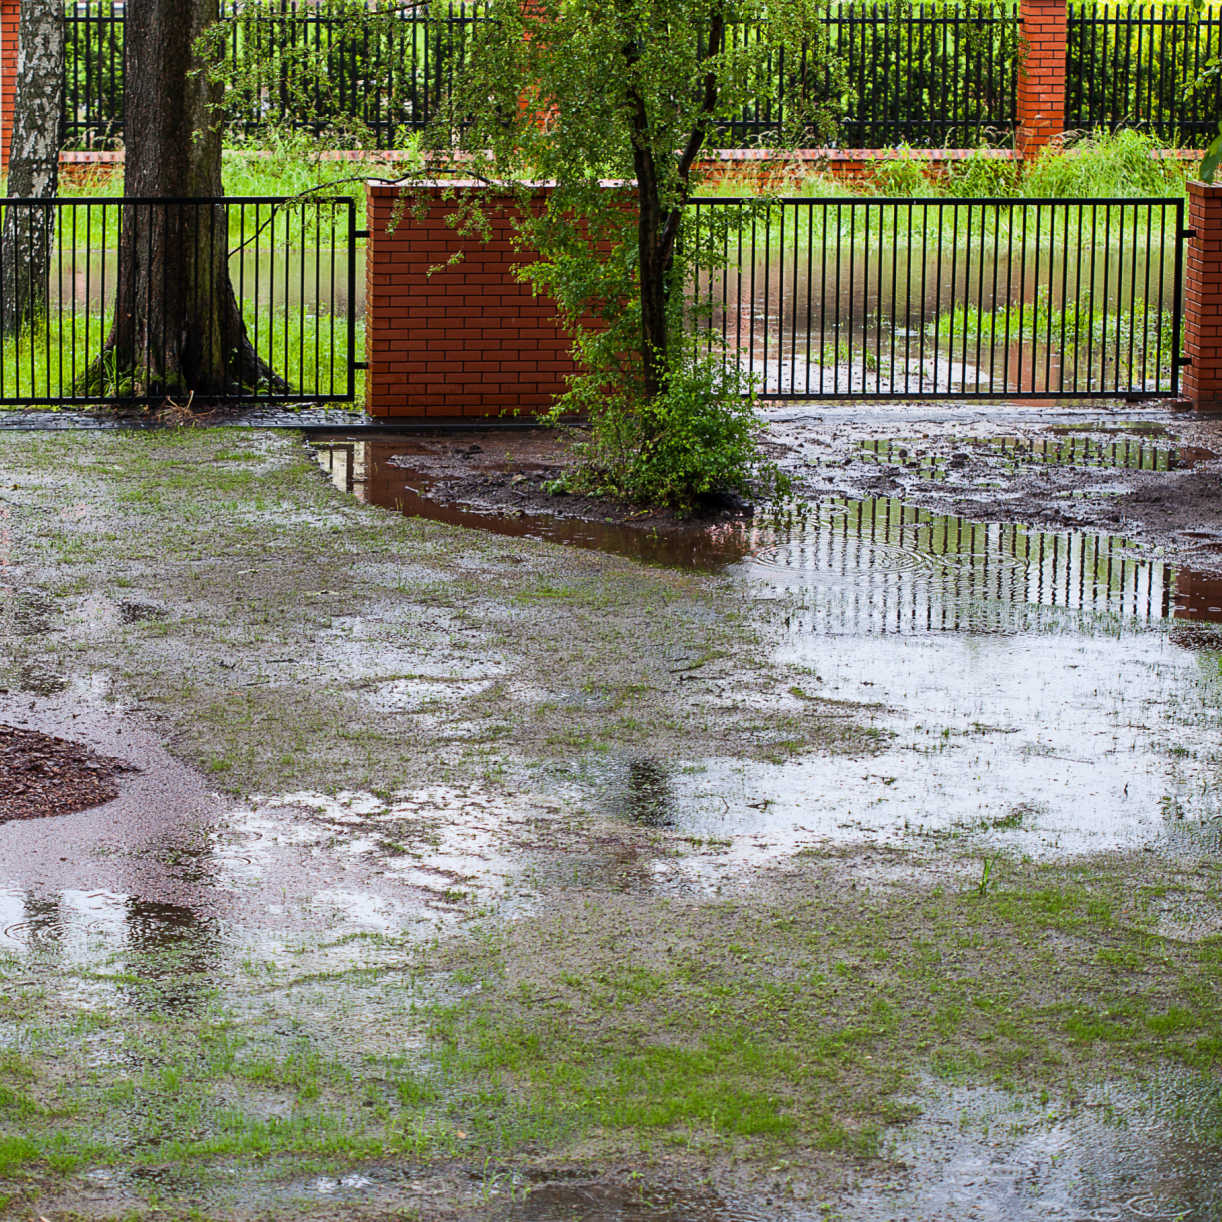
[1182,181,1222,411]
[1016,0,1067,161]
[0,0,18,173]
[364,181,580,419]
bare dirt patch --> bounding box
[0,723,132,822]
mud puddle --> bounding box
[309,433,1222,862]
[309,434,761,569]
[855,433,1213,479]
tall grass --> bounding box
[783,129,1195,202]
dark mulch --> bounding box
[0,725,133,822]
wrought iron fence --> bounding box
[62,0,488,149]
[718,2,1019,149]
[0,195,358,406]
[687,196,1185,400]
[1067,2,1222,146]
[63,1,1019,151]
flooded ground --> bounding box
[2,415,1221,1220]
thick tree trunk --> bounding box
[0,0,64,337]
[86,0,283,399]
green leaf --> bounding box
[1201,122,1222,185]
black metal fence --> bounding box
[687,196,1185,400]
[1067,2,1222,146]
[720,2,1019,149]
[64,1,1017,151]
[63,0,488,150]
[0,195,357,405]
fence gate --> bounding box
[0,194,359,407]
[689,196,1186,401]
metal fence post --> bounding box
[1181,180,1222,411]
[1017,0,1067,160]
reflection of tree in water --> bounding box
[121,897,221,1018]
[623,758,677,829]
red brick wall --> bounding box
[365,182,581,419]
[695,147,1021,189]
[1017,0,1067,158]
[0,0,18,172]
[1182,181,1222,411]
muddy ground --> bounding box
[327,404,1222,575]
[0,408,1220,1222]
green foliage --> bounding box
[552,355,787,515]
[1022,129,1190,199]
[1202,121,1222,183]
[872,147,935,196]
[425,0,833,511]
[200,0,463,149]
[944,147,1021,197]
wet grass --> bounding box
[3,429,1222,1217]
[0,429,878,795]
[0,311,362,408]
[2,851,1220,1214]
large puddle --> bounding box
[307,433,1222,866]
[4,430,1222,1215]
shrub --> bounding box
[872,147,939,196]
[1021,129,1190,199]
[553,356,788,516]
[945,147,1021,197]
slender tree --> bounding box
[429,0,834,510]
[0,0,64,336]
[81,0,282,400]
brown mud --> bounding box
[0,722,132,823]
[308,406,1222,577]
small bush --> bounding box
[872,148,939,197]
[945,147,1021,197]
[555,357,787,516]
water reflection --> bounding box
[617,759,678,828]
[311,437,1222,634]
[0,887,220,1013]
[856,434,1208,476]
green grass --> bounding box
[0,309,362,407]
[691,131,1194,255]
[2,855,1220,1194]
[927,289,1176,363]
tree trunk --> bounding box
[86,0,283,400]
[0,0,64,337]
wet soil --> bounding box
[0,722,131,822]
[308,406,1222,576]
[310,428,756,569]
[4,422,1222,1222]
[765,405,1222,576]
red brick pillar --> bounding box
[1182,181,1222,411]
[0,0,19,173]
[364,181,580,419]
[1016,0,1067,161]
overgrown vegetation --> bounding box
[859,130,1191,201]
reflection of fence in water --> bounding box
[745,497,1174,633]
[689,197,1184,399]
[857,435,1192,474]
